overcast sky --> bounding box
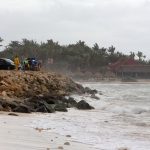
[0,0,150,58]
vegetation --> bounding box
[0,37,3,47]
[0,38,149,72]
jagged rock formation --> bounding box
[0,71,96,113]
[0,71,85,98]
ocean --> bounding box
[29,82,150,150]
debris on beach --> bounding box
[8,113,19,116]
[64,142,70,145]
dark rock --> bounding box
[35,106,48,113]
[46,99,56,105]
[118,147,129,150]
[62,97,77,108]
[76,83,85,94]
[36,101,55,113]
[67,97,77,107]
[58,146,64,149]
[66,80,85,94]
[66,135,71,137]
[27,96,39,103]
[8,101,20,109]
[104,121,108,123]
[43,101,55,113]
[84,87,91,93]
[76,100,94,110]
[32,95,62,105]
[24,101,37,110]
[99,91,103,95]
[1,101,19,109]
[0,104,3,111]
[54,103,68,112]
[66,103,71,108]
[13,104,31,113]
[91,94,100,100]
[36,105,48,112]
[64,142,70,145]
[25,97,43,110]
[84,87,98,94]
[0,100,21,112]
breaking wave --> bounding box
[28,82,150,150]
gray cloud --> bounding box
[0,0,150,58]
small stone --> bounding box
[2,91,7,97]
[58,146,63,149]
[0,81,9,86]
[8,113,19,116]
[91,94,100,100]
[35,128,43,132]
[0,105,3,111]
[41,85,49,93]
[104,121,108,123]
[64,142,70,145]
[66,135,71,137]
[118,147,129,150]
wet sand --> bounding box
[0,112,96,150]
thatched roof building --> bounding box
[109,59,150,78]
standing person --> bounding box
[23,58,29,71]
[14,55,20,70]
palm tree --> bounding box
[108,45,115,55]
[137,51,144,61]
[93,43,99,49]
[8,41,21,48]
[130,51,135,59]
[0,37,3,47]
[92,43,99,54]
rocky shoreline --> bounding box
[0,71,97,113]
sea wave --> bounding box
[28,82,150,150]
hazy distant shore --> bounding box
[73,77,150,83]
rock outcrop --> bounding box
[0,71,96,113]
[76,100,94,110]
[0,71,86,98]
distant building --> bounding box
[48,58,53,64]
[109,58,138,72]
[109,58,150,78]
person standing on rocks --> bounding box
[23,58,29,71]
[14,55,20,70]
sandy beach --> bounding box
[0,112,97,150]
[0,82,150,150]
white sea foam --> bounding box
[28,83,150,150]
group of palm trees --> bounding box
[0,37,148,72]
